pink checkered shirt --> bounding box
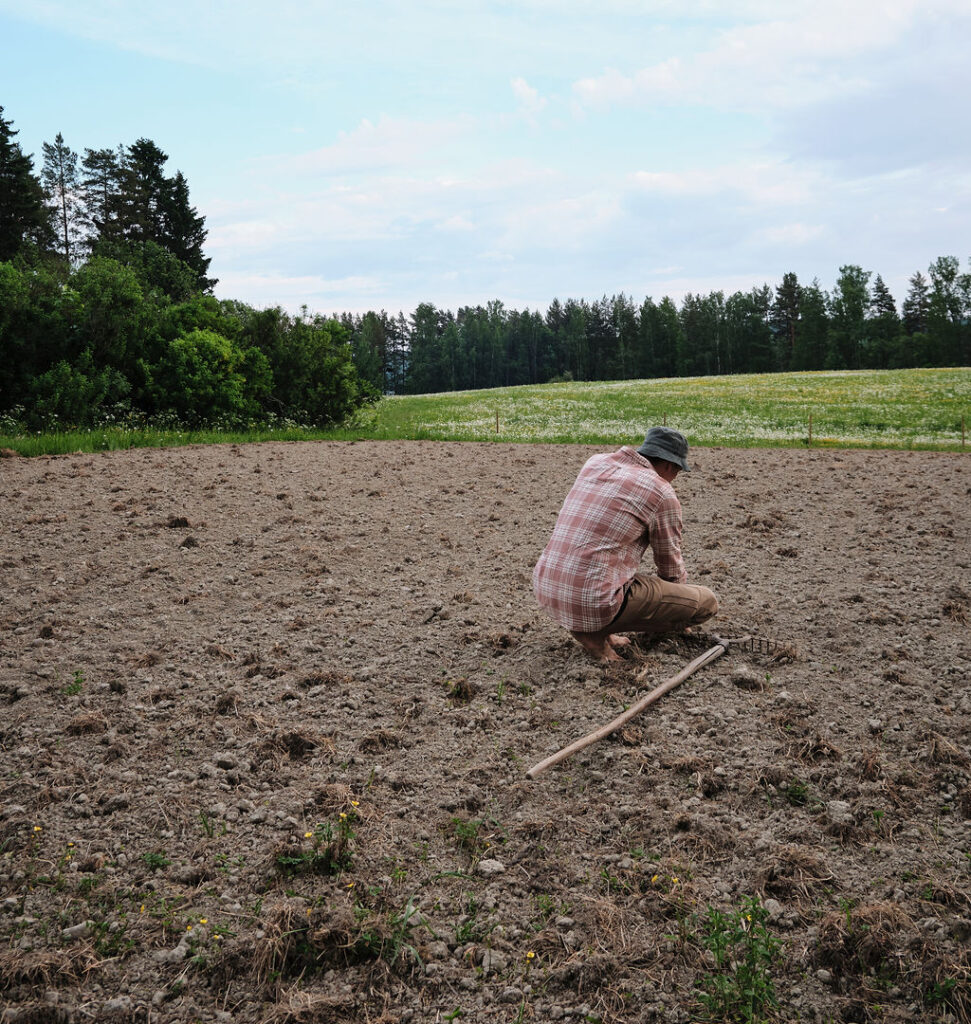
[532,446,687,632]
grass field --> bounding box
[2,368,968,456]
[333,367,971,450]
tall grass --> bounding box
[2,368,968,456]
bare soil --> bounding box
[1,440,969,1024]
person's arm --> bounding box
[652,494,688,584]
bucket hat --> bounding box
[636,426,691,472]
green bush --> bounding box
[147,328,269,425]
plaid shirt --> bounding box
[533,447,687,632]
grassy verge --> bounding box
[2,368,968,456]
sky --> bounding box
[2,0,970,317]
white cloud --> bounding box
[510,77,547,116]
[277,115,473,176]
[571,0,971,112]
[630,162,819,206]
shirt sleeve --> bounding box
[651,493,687,584]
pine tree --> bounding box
[0,107,52,260]
[41,132,84,266]
[79,146,123,247]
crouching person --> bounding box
[533,427,718,662]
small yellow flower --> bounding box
[651,874,659,884]
[304,831,313,838]
[346,880,355,888]
[671,876,680,885]
[33,826,42,833]
[339,812,347,820]
[350,800,360,807]
[213,933,221,940]
[64,854,71,861]
[186,925,192,932]
[199,918,208,925]
[526,951,536,960]
[140,905,145,914]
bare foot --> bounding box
[571,630,624,662]
[608,634,632,649]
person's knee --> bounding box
[693,586,719,623]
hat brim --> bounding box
[636,443,691,472]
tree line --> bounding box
[340,261,970,397]
[2,104,969,430]
[0,106,372,429]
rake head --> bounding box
[714,633,797,660]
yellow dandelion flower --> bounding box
[213,933,221,940]
[671,876,679,884]
[346,881,356,888]
[526,951,536,960]
[186,925,192,932]
[140,905,145,914]
[339,812,347,820]
[651,874,659,884]
[304,831,313,838]
[33,826,42,833]
[199,918,208,925]
[350,800,360,807]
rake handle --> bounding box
[525,640,729,779]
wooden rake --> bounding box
[525,634,779,779]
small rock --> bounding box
[480,949,508,974]
[103,995,133,1014]
[62,921,94,940]
[825,800,854,827]
[499,986,523,1004]
[476,858,505,877]
[730,665,764,690]
[816,969,833,983]
[762,898,784,923]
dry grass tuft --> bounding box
[259,728,332,761]
[943,601,968,624]
[299,669,354,690]
[358,729,402,753]
[759,845,834,899]
[65,711,109,736]
[261,987,358,1024]
[0,947,99,989]
[446,677,476,704]
[922,729,971,768]
[817,903,913,977]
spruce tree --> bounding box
[770,272,801,370]
[160,171,214,291]
[0,107,52,261]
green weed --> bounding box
[694,895,782,1023]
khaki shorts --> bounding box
[609,573,718,634]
